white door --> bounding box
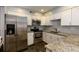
[72,7,79,25]
[61,9,72,26]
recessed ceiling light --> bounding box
[17,9,23,13]
[41,9,44,12]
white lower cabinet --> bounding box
[43,32,49,43]
[27,32,34,46]
[43,32,52,43]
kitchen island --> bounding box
[45,42,79,52]
[43,31,79,52]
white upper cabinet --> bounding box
[27,17,32,25]
[41,16,52,25]
[61,7,79,26]
[41,20,45,25]
[71,7,79,25]
[27,20,32,25]
[45,15,53,25]
[45,19,52,25]
[53,12,61,20]
[41,17,46,25]
[61,9,72,26]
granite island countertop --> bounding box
[45,33,79,52]
[45,42,79,52]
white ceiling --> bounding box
[18,6,58,13]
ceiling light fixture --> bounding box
[41,9,44,12]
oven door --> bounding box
[34,32,42,38]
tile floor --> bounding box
[22,41,47,52]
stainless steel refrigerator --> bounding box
[5,14,27,52]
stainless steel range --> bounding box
[30,19,42,43]
[34,31,42,43]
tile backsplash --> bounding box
[44,20,79,35]
[57,26,79,34]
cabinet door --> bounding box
[27,15,32,25]
[72,7,79,25]
[41,17,46,25]
[61,9,72,26]
[27,19,32,25]
[46,33,51,43]
[43,32,50,43]
[27,33,34,45]
[44,33,49,43]
[45,20,52,25]
[43,15,52,25]
[53,13,61,20]
[43,32,46,42]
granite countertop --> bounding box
[45,34,79,52]
[28,30,45,32]
[45,42,79,52]
[44,31,70,37]
[64,34,79,46]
